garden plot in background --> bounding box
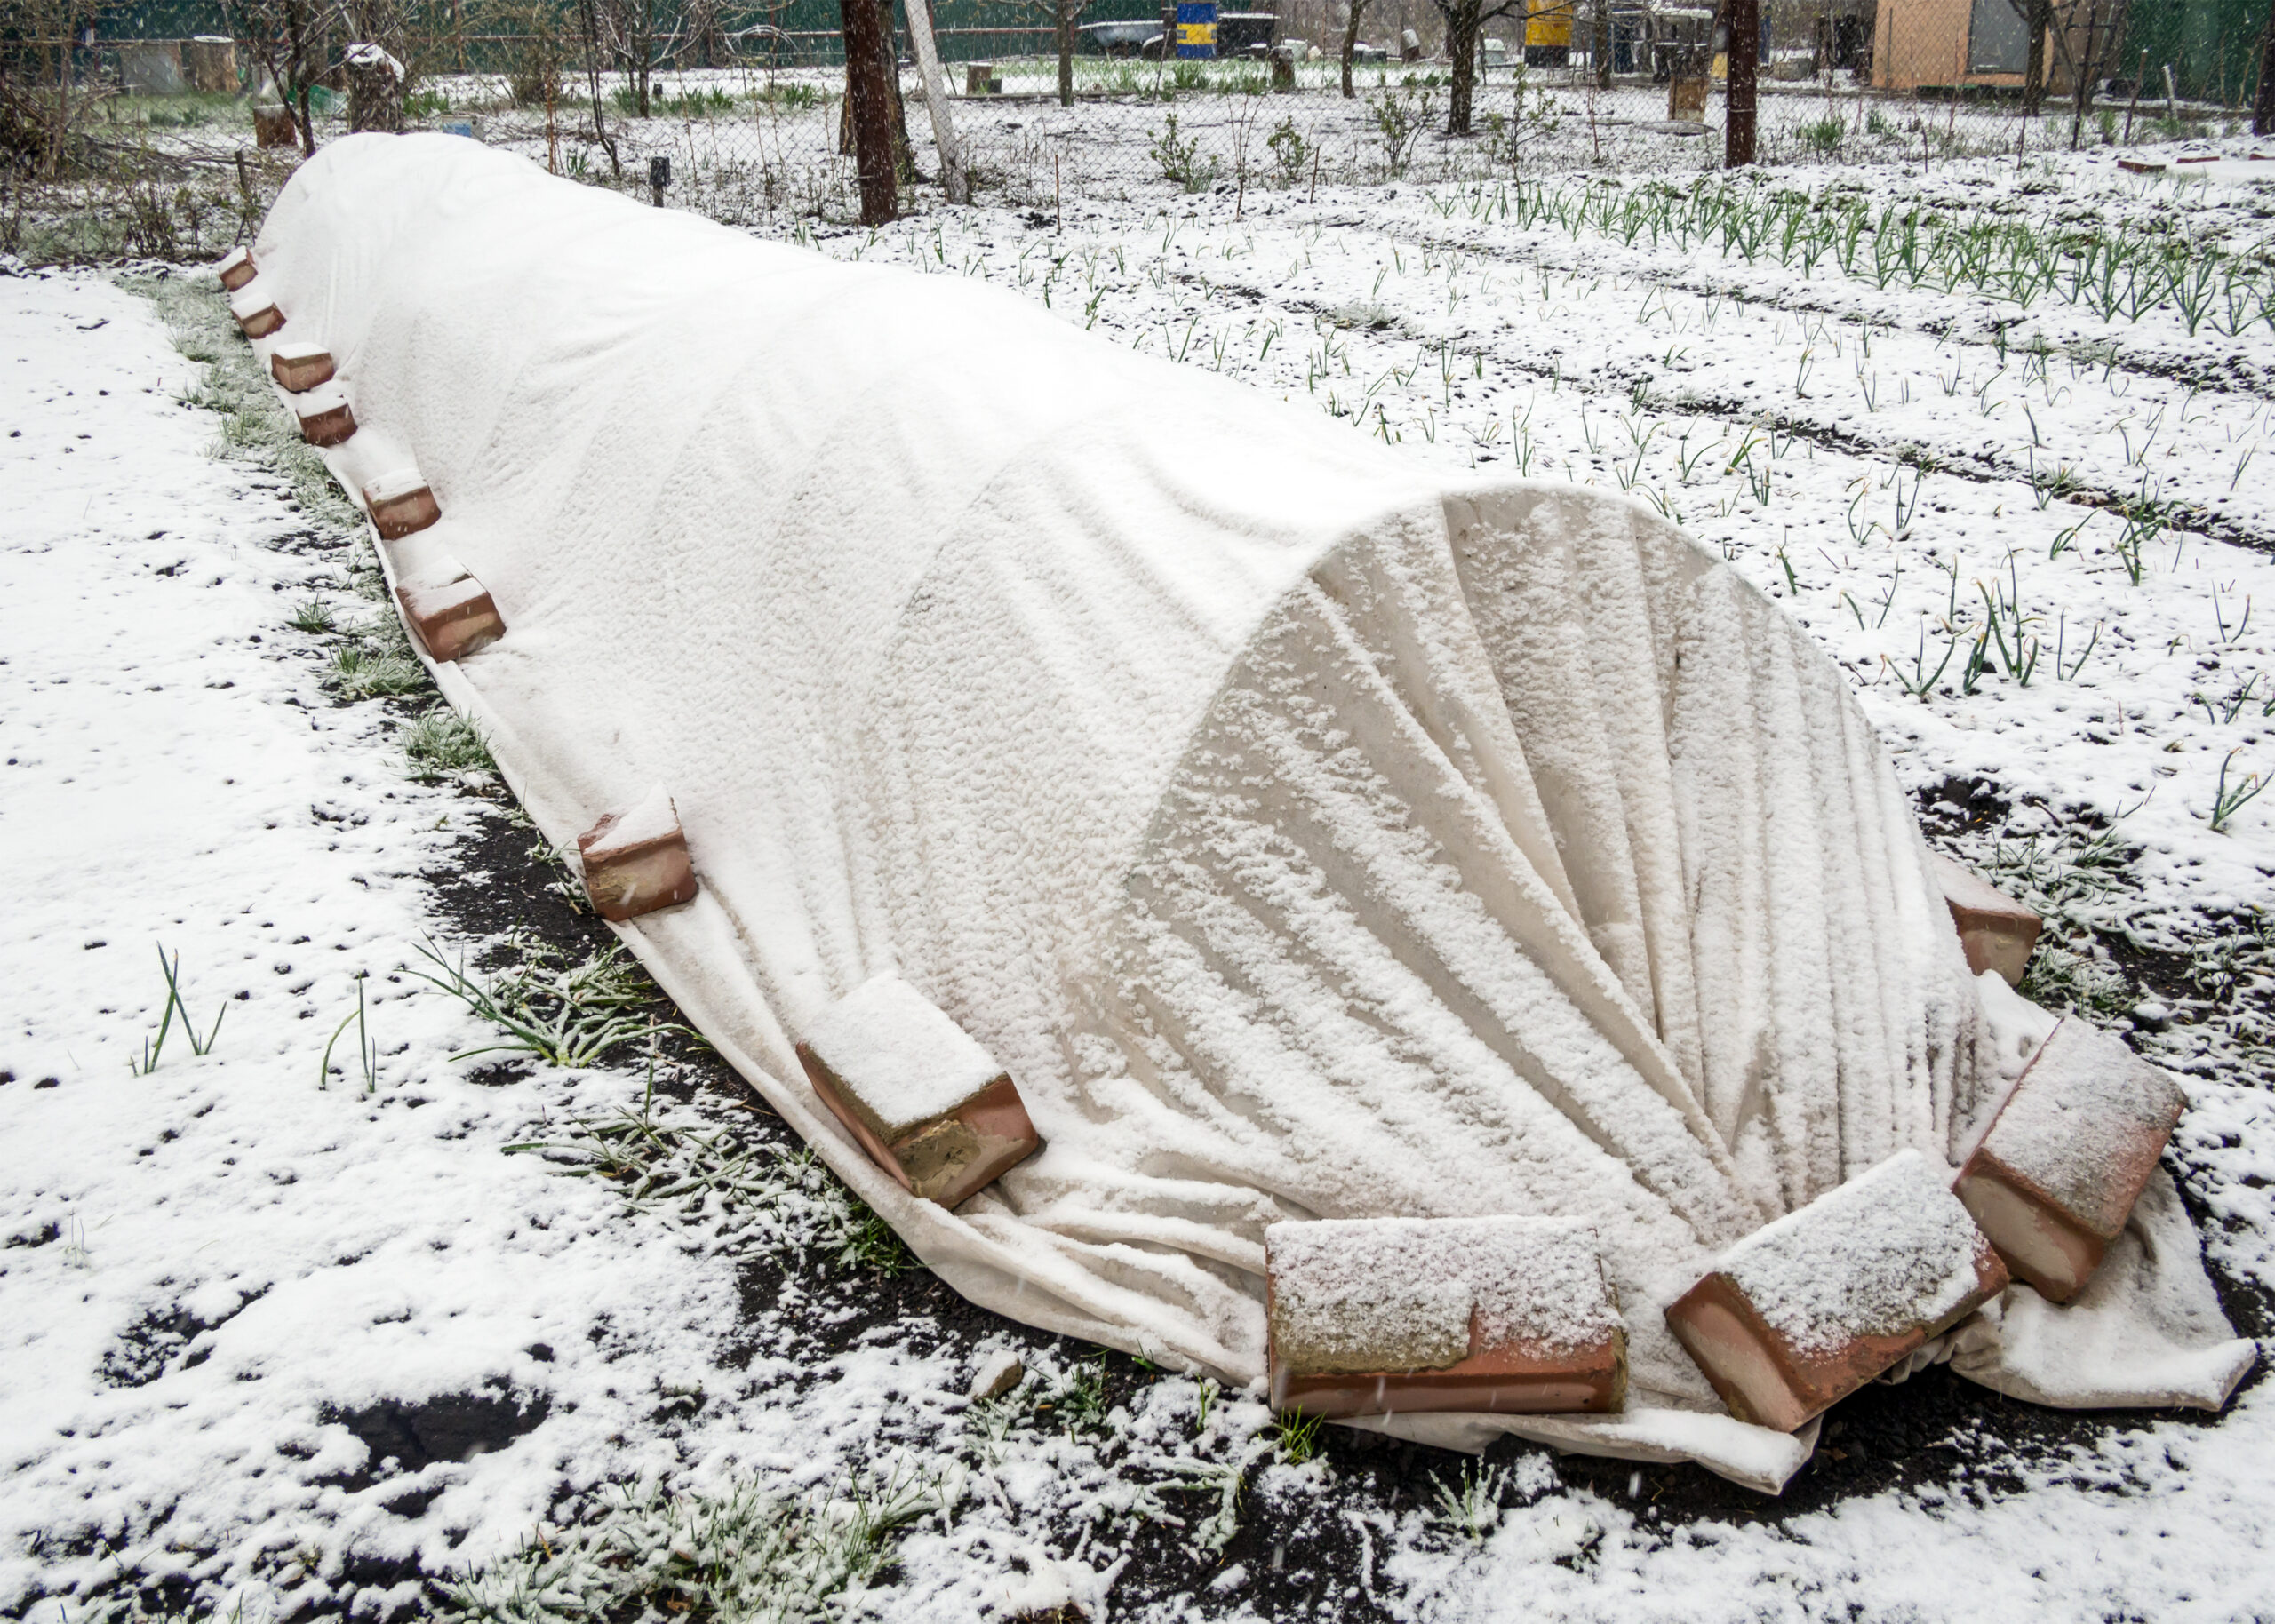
[6,135,2275,1624]
[54,56,2260,253]
[446,64,2262,214]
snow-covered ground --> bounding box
[5,138,2275,1621]
[0,268,767,1619]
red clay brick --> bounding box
[270,342,335,393]
[576,786,698,921]
[1954,1017,2186,1302]
[230,291,284,339]
[796,975,1041,1209]
[362,472,440,540]
[216,247,257,292]
[1931,855,2042,986]
[395,565,502,663]
[1666,1150,2007,1432]
[294,386,356,447]
[1265,1216,1626,1419]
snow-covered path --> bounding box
[0,271,746,1620]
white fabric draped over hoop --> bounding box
[246,135,2253,1492]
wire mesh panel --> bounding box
[351,42,2260,226]
[16,0,2268,243]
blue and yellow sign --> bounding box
[1175,1,1217,58]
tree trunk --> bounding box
[579,0,621,177]
[2070,0,2104,147]
[1057,0,1077,106]
[2256,0,2275,133]
[635,6,652,118]
[1724,0,1758,165]
[2024,0,2050,115]
[1445,0,1479,132]
[1342,0,1367,95]
[282,0,318,155]
[1594,0,1611,87]
[842,0,898,223]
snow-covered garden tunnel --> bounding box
[235,132,2250,1491]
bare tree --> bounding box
[840,0,895,221]
[1430,0,1521,133]
[1340,0,1370,96]
[497,0,565,106]
[598,0,666,116]
[2056,0,2132,146]
[574,0,620,174]
[2020,0,2052,114]
[2020,0,2135,139]
[2000,0,2077,115]
[1033,0,1096,107]
[224,0,338,156]
[837,0,917,180]
[1724,0,1757,164]
[679,0,728,66]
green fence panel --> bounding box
[103,0,1166,65]
[2119,0,2263,108]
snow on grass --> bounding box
[6,136,2275,1622]
[0,266,752,1620]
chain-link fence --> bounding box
[380,56,2253,220]
[3,0,2266,254]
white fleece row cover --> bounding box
[245,136,2251,1493]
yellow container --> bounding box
[1524,7,1574,48]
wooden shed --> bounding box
[1872,0,2069,92]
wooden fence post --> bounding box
[842,0,898,224]
[1724,0,1758,165]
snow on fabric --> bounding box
[245,133,2247,1490]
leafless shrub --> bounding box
[220,0,329,155]
[1,0,116,177]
